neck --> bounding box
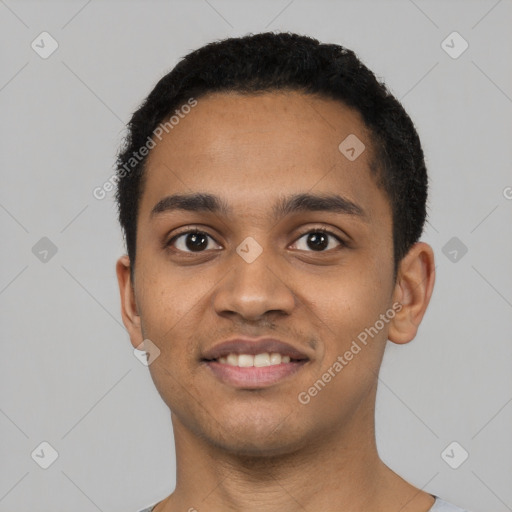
[155,385,434,512]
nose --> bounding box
[212,243,296,322]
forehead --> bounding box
[140,91,389,224]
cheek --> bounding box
[304,260,392,360]
[313,260,387,315]
[134,265,205,352]
[135,268,208,410]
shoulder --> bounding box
[431,497,471,511]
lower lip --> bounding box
[203,360,308,388]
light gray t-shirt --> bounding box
[137,496,470,511]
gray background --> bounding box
[1,1,511,511]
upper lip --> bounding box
[201,337,310,361]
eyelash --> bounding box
[165,227,347,253]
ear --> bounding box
[388,242,436,345]
[116,255,143,349]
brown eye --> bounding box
[167,230,221,253]
[292,229,345,252]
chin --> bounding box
[212,434,306,459]
[205,416,311,458]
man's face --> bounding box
[121,91,398,455]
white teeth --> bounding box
[254,353,270,367]
[216,352,294,367]
[238,354,254,367]
[270,352,281,365]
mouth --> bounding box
[204,352,305,366]
[200,337,311,389]
[202,352,309,388]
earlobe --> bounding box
[388,242,436,345]
[116,255,143,349]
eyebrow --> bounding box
[150,192,367,221]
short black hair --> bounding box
[115,31,428,281]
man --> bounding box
[115,32,469,512]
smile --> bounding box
[214,352,298,366]
[203,356,308,388]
